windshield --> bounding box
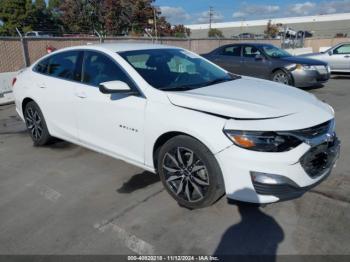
[119,48,238,91]
[262,45,291,58]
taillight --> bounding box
[12,77,17,87]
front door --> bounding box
[75,51,146,164]
[241,45,270,78]
[329,44,350,71]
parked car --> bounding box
[25,31,52,38]
[238,33,256,39]
[300,43,350,73]
[202,43,330,87]
[12,43,340,209]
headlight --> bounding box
[296,64,316,70]
[224,130,302,152]
[285,64,297,71]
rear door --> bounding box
[208,45,243,74]
[31,50,82,141]
[241,45,271,78]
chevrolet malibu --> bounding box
[12,43,340,209]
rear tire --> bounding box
[157,135,225,209]
[271,69,292,85]
[24,101,52,146]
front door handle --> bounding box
[344,55,350,58]
[75,92,87,98]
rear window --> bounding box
[34,58,50,74]
[33,51,81,81]
[47,51,80,80]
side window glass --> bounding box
[334,44,350,54]
[82,51,134,88]
[47,51,79,80]
[34,58,49,74]
[221,46,241,56]
[243,46,261,58]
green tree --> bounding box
[59,0,96,34]
[0,0,29,35]
[48,0,62,10]
[35,0,46,10]
[172,24,190,38]
[264,20,279,39]
[0,0,62,36]
[27,0,62,35]
[208,28,223,38]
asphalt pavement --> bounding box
[0,78,349,256]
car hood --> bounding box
[166,77,333,129]
[299,52,326,58]
[278,56,326,65]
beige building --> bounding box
[186,12,350,38]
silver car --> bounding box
[300,43,350,73]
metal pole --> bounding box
[144,29,154,43]
[94,29,103,43]
[282,26,286,49]
[209,6,213,30]
[153,7,158,42]
[16,27,29,67]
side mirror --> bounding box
[99,80,135,95]
[328,50,333,56]
[255,54,263,61]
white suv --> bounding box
[12,43,340,209]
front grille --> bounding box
[253,182,303,196]
[315,65,328,75]
[300,137,340,178]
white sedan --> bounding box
[12,43,340,209]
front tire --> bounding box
[157,135,225,209]
[24,101,52,146]
[271,69,292,85]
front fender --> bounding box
[144,102,231,169]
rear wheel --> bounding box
[24,101,52,146]
[157,135,225,209]
[272,69,292,85]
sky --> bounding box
[155,0,350,25]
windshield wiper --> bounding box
[160,74,241,91]
[204,73,242,87]
[160,86,195,91]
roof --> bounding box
[220,42,274,47]
[186,12,350,30]
[88,42,177,52]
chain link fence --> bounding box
[1,35,350,74]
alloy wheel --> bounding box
[273,72,289,85]
[162,147,210,202]
[25,106,43,141]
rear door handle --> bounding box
[344,55,350,58]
